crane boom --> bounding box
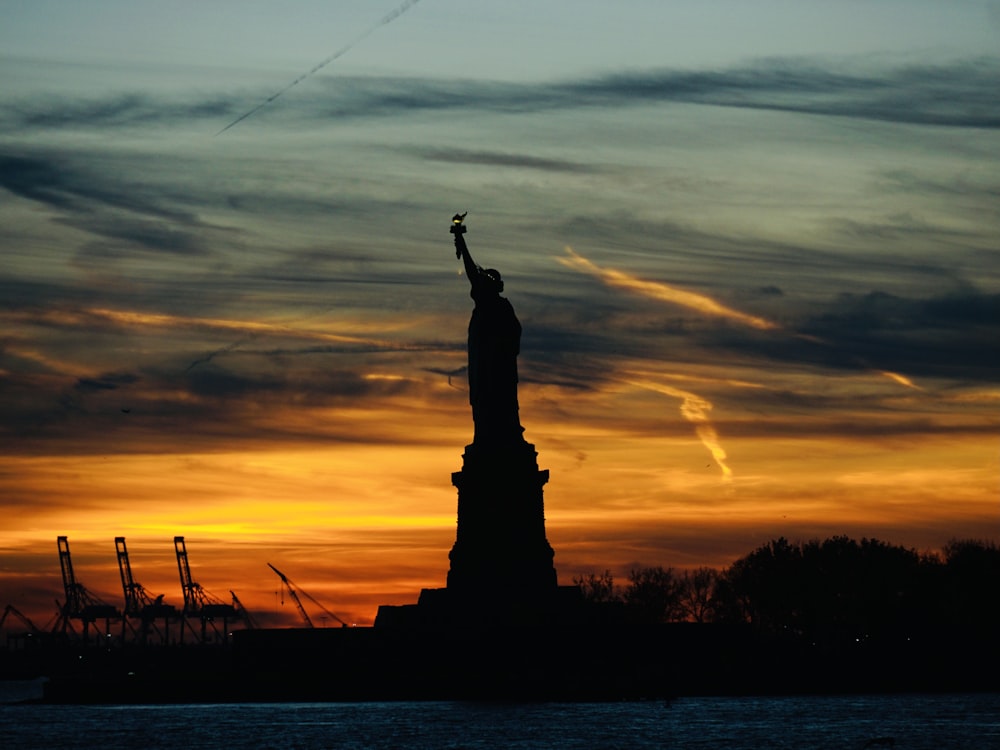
[296,584,349,627]
[1,604,40,633]
[230,590,258,630]
[268,563,314,628]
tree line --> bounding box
[574,537,999,639]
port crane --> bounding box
[0,604,39,632]
[267,563,348,627]
[54,536,121,644]
[230,590,259,629]
[174,536,252,643]
[115,536,179,644]
[1,604,42,648]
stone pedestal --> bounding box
[446,439,557,599]
[374,436,570,630]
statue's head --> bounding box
[482,268,504,293]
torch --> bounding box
[451,212,467,258]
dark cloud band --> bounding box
[2,57,998,133]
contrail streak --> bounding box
[878,370,922,390]
[627,377,733,481]
[184,335,258,373]
[79,307,418,375]
[216,0,424,135]
[560,247,778,331]
[561,248,923,391]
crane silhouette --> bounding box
[268,563,348,627]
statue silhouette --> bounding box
[451,214,524,445]
[372,215,560,621]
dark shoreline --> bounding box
[3,622,995,704]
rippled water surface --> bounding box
[2,691,997,749]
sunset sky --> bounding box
[2,1,998,630]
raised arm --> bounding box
[450,212,479,286]
[454,232,479,283]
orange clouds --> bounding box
[554,248,765,479]
[559,247,778,331]
[1,254,994,635]
[1,384,997,632]
[878,370,921,390]
[85,307,422,349]
[625,377,733,481]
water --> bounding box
[0,693,997,749]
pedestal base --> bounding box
[374,436,569,630]
[374,584,584,630]
[446,439,557,598]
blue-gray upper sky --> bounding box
[4,1,999,77]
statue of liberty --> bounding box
[450,213,524,446]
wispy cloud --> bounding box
[554,243,998,386]
[794,289,1000,381]
[404,147,598,173]
[0,153,195,221]
[84,307,413,349]
[625,376,733,481]
[2,92,232,131]
[560,247,778,331]
[878,370,921,390]
[0,150,223,257]
[4,58,998,133]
